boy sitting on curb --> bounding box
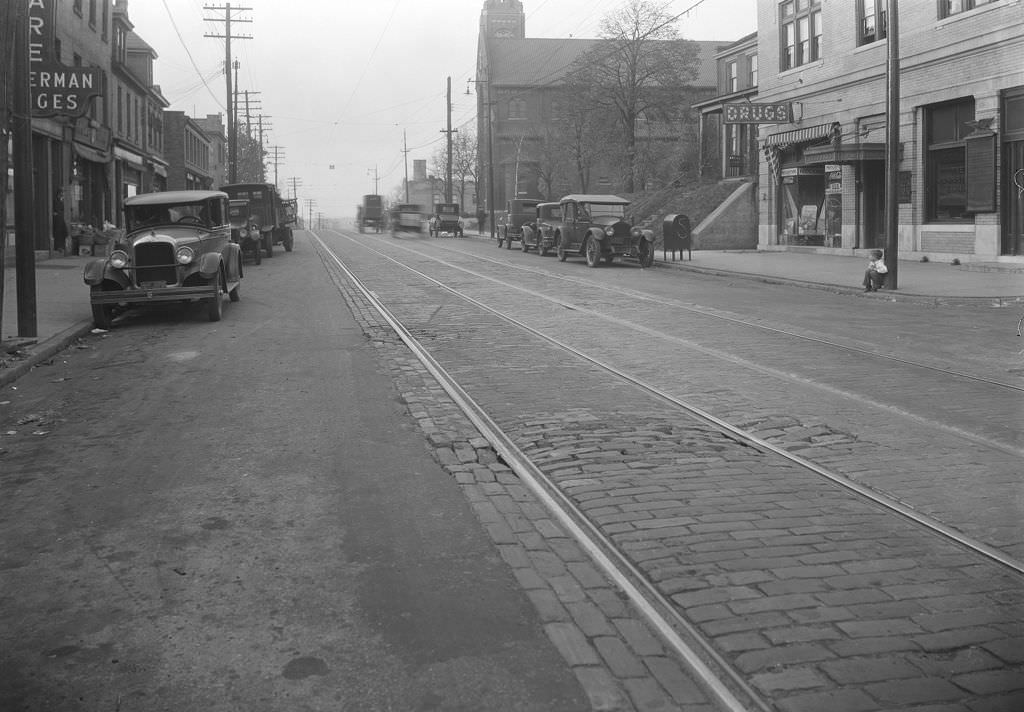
[862,249,888,292]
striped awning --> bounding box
[762,123,834,148]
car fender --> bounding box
[587,228,608,245]
[223,242,243,281]
[83,259,130,288]
[198,251,223,279]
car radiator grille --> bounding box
[133,243,177,286]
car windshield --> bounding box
[541,206,562,220]
[126,202,209,230]
[583,203,626,219]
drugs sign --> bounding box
[723,102,792,124]
[28,0,102,118]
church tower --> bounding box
[479,0,525,39]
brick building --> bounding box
[753,0,1024,262]
[163,112,214,191]
[475,0,725,215]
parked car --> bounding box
[219,182,295,257]
[553,194,655,267]
[496,198,541,249]
[520,202,562,256]
[228,198,261,265]
[83,190,243,329]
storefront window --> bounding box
[926,98,974,222]
[780,167,826,245]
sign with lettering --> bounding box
[28,0,102,118]
[723,102,792,124]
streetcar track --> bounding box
[316,231,1024,578]
[332,230,1024,458]
[404,235,1024,394]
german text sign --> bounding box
[28,0,102,118]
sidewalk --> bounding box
[3,243,1023,387]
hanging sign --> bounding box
[723,102,792,124]
[28,0,102,118]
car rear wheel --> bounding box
[585,237,601,267]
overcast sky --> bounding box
[126,0,757,218]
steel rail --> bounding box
[418,238,1024,395]
[311,232,767,712]
[324,230,1024,578]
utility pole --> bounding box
[440,76,457,204]
[268,145,286,190]
[255,115,271,182]
[288,177,302,200]
[11,0,37,337]
[884,0,900,289]
[368,167,379,194]
[204,3,252,184]
[402,130,410,203]
[467,78,496,240]
[304,198,316,228]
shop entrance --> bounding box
[1001,86,1024,256]
[860,161,886,249]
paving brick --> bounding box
[572,666,633,711]
[836,618,924,637]
[568,560,612,589]
[527,589,570,623]
[594,636,647,677]
[734,643,836,673]
[497,543,531,569]
[512,567,548,590]
[545,622,601,666]
[763,625,843,645]
[914,627,1006,652]
[550,574,587,604]
[613,618,665,656]
[644,657,708,704]
[749,667,830,693]
[827,635,921,657]
[982,638,1024,665]
[774,687,877,712]
[864,677,964,706]
[622,677,684,712]
[701,610,790,635]
[787,606,853,624]
[815,588,892,606]
[952,669,1024,695]
[715,631,771,653]
[728,593,820,614]
[819,655,923,684]
[566,600,615,637]
[913,608,1013,632]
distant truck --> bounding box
[391,204,425,235]
[219,182,296,257]
[359,194,384,233]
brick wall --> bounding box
[693,181,758,250]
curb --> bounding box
[0,320,95,388]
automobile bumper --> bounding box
[90,284,217,305]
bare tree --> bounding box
[450,129,478,212]
[566,0,699,192]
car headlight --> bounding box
[631,227,642,238]
[604,226,615,237]
[109,250,129,269]
[175,246,195,265]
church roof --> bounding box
[485,37,727,88]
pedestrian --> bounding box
[52,190,68,255]
[862,249,888,292]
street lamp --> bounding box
[467,79,496,240]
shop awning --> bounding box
[803,142,887,163]
[762,123,833,148]
[73,141,112,164]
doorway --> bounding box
[860,161,885,249]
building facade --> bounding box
[475,0,725,214]
[754,0,1024,262]
[163,112,214,191]
[194,114,228,189]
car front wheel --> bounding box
[207,276,224,322]
[585,237,601,267]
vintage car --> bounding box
[553,194,655,267]
[228,198,261,265]
[520,202,562,256]
[83,190,243,329]
[496,198,541,249]
[391,203,426,235]
[429,203,463,237]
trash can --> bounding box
[662,214,691,260]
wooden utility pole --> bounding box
[12,0,36,337]
[402,130,410,203]
[204,4,251,184]
[884,0,900,289]
[441,76,456,204]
